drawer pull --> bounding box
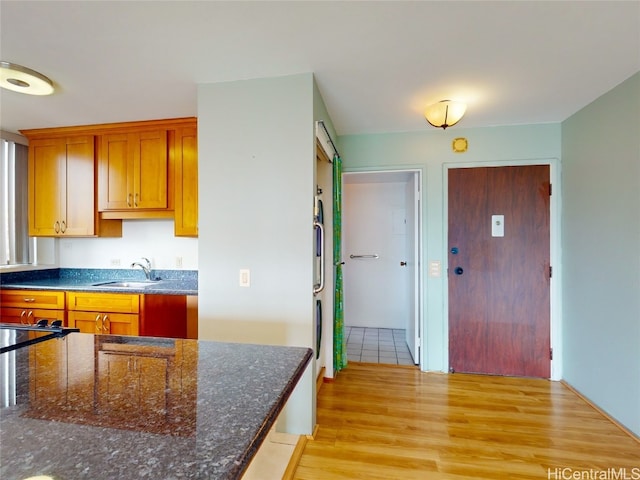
[23,298,36,303]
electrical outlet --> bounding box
[239,269,250,287]
[176,256,183,268]
[110,258,121,266]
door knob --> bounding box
[454,267,464,275]
[400,261,407,266]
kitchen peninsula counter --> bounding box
[0,331,312,479]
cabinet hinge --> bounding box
[550,347,553,360]
[549,183,552,196]
[549,266,552,278]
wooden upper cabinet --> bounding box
[99,129,169,214]
[173,126,198,236]
[28,136,101,237]
[22,117,196,232]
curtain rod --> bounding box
[317,120,340,159]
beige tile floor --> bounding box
[346,327,416,365]
[242,427,299,480]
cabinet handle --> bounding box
[102,314,110,333]
[127,193,132,208]
[23,298,36,303]
[20,310,27,324]
[134,193,139,208]
[54,221,60,233]
[27,311,34,324]
[60,220,67,233]
[95,314,102,332]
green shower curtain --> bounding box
[333,154,347,372]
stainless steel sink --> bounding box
[92,281,161,289]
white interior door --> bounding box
[404,174,420,363]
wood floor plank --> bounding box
[294,363,640,480]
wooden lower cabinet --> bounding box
[0,289,66,325]
[66,291,140,336]
[1,289,187,338]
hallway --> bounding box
[345,327,415,366]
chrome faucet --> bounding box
[131,257,152,280]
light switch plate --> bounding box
[428,260,441,278]
[492,215,505,237]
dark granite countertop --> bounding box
[0,268,198,295]
[0,330,312,479]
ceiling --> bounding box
[1,1,639,136]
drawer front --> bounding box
[1,307,65,325]
[67,292,139,314]
[0,290,65,309]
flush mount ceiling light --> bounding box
[424,100,466,129]
[0,61,54,95]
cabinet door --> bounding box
[1,307,65,325]
[102,312,139,336]
[63,135,96,235]
[99,133,132,210]
[99,130,168,211]
[29,136,97,237]
[174,126,198,236]
[67,310,102,333]
[134,130,168,209]
[28,138,64,236]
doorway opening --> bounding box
[342,170,422,368]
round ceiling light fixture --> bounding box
[424,100,466,130]
[0,61,54,95]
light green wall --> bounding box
[338,124,561,372]
[561,72,640,437]
[197,73,316,434]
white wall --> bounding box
[197,74,316,434]
[561,72,640,437]
[338,123,562,372]
[57,220,198,270]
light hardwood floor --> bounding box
[293,363,639,480]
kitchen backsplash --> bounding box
[58,220,198,270]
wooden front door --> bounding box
[448,165,551,378]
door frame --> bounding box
[342,168,424,369]
[443,158,562,380]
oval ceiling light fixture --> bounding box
[0,61,54,95]
[424,100,466,129]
